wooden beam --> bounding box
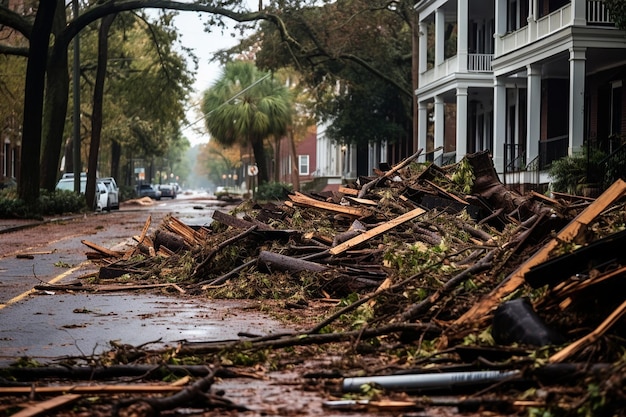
[12,394,81,417]
[80,240,123,258]
[0,385,181,395]
[287,193,371,217]
[453,179,626,327]
[329,207,426,255]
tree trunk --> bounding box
[110,139,121,183]
[19,0,57,205]
[40,0,69,191]
[288,127,300,192]
[86,13,116,208]
[251,135,269,185]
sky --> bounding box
[173,2,259,147]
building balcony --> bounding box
[496,1,614,57]
[419,53,493,88]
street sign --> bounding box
[248,165,259,176]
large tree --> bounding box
[228,1,416,153]
[201,60,292,185]
[0,0,292,205]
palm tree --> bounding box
[201,61,292,185]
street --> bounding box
[0,193,287,366]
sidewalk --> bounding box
[0,214,83,234]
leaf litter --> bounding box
[3,150,626,416]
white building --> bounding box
[415,0,626,189]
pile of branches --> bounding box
[12,150,626,416]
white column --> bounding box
[493,78,507,174]
[434,95,445,163]
[526,64,541,164]
[571,0,587,26]
[494,0,507,56]
[435,8,445,66]
[458,0,468,72]
[569,47,586,154]
[418,102,428,162]
[419,22,428,73]
[528,0,537,42]
[456,87,468,162]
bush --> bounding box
[255,182,293,201]
[549,148,606,194]
[0,189,87,219]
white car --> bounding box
[98,177,119,210]
[56,176,112,212]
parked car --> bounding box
[136,184,161,200]
[56,176,111,211]
[98,177,119,209]
[158,184,176,199]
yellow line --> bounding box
[0,263,88,311]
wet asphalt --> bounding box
[0,193,286,366]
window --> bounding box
[298,155,309,175]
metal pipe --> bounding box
[342,369,520,392]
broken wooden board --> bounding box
[0,385,182,395]
[453,178,626,327]
[288,192,372,217]
[338,186,359,196]
[80,240,124,258]
[329,207,426,255]
[12,394,81,417]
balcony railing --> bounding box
[498,1,615,56]
[468,54,493,72]
[587,0,612,24]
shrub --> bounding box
[0,189,87,219]
[548,148,606,194]
[255,182,293,201]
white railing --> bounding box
[468,53,493,72]
[587,0,612,24]
[536,4,572,40]
[500,26,528,53]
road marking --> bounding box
[0,263,87,310]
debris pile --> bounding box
[5,150,626,416]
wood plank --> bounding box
[0,385,181,395]
[424,180,470,205]
[12,394,81,417]
[345,196,379,206]
[338,186,359,196]
[288,194,371,217]
[329,207,426,255]
[453,179,626,327]
[80,240,123,258]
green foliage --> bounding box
[450,158,475,194]
[548,148,606,194]
[0,189,86,219]
[255,182,293,201]
[605,0,626,31]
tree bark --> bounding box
[86,13,116,208]
[19,1,57,204]
[40,0,69,191]
[251,134,269,185]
